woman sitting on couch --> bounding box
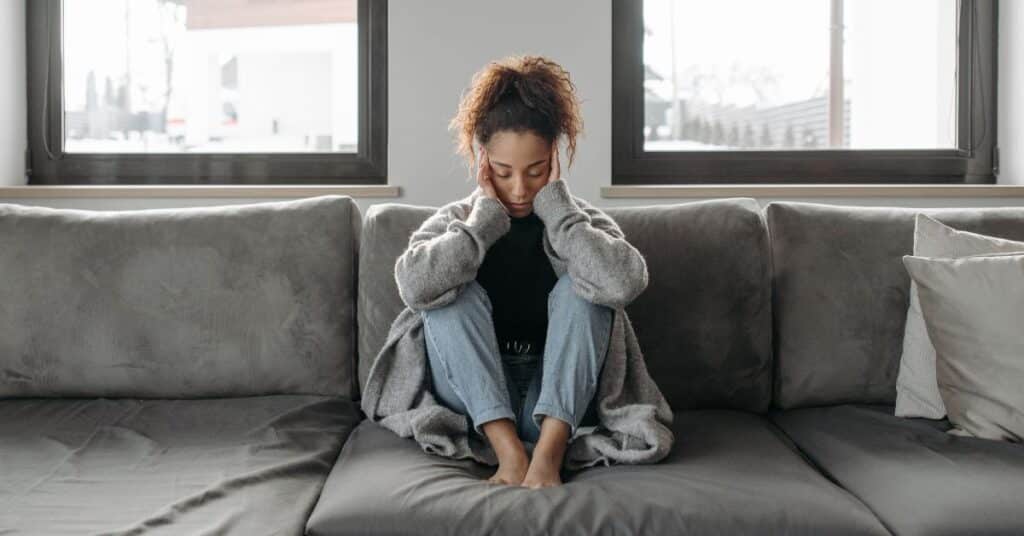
[363,55,674,490]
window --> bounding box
[26,0,387,185]
[612,0,997,184]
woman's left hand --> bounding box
[546,142,562,185]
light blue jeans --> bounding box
[422,272,614,445]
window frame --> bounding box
[611,0,998,185]
[26,0,387,185]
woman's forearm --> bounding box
[532,180,649,309]
[394,195,510,311]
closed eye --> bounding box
[496,171,545,179]
[492,158,548,171]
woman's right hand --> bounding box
[476,147,501,202]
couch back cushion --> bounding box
[357,198,773,412]
[766,201,1024,409]
[356,202,436,396]
[0,196,360,399]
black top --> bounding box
[475,210,558,356]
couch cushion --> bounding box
[766,202,1024,409]
[770,404,1024,536]
[305,411,887,536]
[903,252,1024,441]
[896,215,1024,419]
[356,202,436,396]
[0,395,361,535]
[0,196,361,398]
[357,198,773,411]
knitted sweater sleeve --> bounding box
[394,192,511,311]
[531,179,649,309]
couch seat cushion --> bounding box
[0,396,361,535]
[771,404,1024,536]
[306,410,887,536]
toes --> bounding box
[520,475,561,489]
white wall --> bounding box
[999,0,1024,184]
[2,0,1023,210]
[1,0,25,186]
[386,0,611,211]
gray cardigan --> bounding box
[360,178,675,470]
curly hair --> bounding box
[449,55,583,175]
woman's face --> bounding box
[483,130,552,218]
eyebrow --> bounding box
[491,158,548,169]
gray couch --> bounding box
[2,195,1022,535]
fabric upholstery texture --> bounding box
[357,197,772,412]
[0,396,362,535]
[7,193,1024,534]
[895,214,1024,419]
[767,202,1024,409]
[306,411,887,536]
[771,404,1024,536]
[603,199,773,412]
[0,196,361,399]
[903,252,1024,441]
[356,202,436,397]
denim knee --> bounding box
[548,272,613,315]
[421,279,492,323]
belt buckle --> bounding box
[502,339,534,355]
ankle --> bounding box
[530,446,563,466]
[482,418,528,462]
[494,440,528,463]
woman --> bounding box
[361,55,674,490]
[418,54,615,489]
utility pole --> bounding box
[828,0,845,147]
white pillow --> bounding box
[894,214,1024,419]
[902,252,1024,441]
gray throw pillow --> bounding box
[895,214,1024,419]
[902,252,1024,442]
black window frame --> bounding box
[612,0,998,185]
[26,0,387,185]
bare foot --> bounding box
[482,418,530,485]
[521,451,563,489]
[520,416,570,489]
[487,450,530,485]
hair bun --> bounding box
[512,78,535,108]
[449,55,582,174]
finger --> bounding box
[551,143,561,181]
[481,153,490,187]
[476,148,486,185]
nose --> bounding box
[513,179,528,200]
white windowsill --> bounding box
[3,184,1023,199]
[0,184,402,198]
[602,184,1024,198]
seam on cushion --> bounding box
[305,409,364,524]
[349,200,362,402]
[763,411,896,536]
[753,205,774,415]
[762,204,783,412]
